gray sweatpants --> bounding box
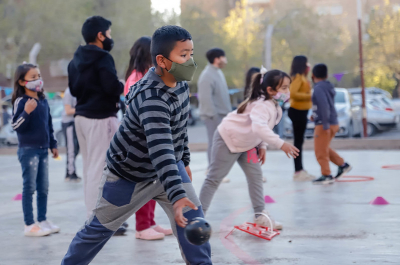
[75,115,119,219]
[62,161,212,265]
[202,114,225,164]
[199,131,265,214]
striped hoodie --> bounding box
[106,68,190,204]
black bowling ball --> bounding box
[184,217,212,245]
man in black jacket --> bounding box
[68,16,125,234]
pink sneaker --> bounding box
[153,225,173,236]
[135,228,164,240]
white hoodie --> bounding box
[218,97,284,153]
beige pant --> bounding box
[314,124,344,176]
[75,115,119,218]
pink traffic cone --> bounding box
[13,193,22,201]
[264,195,275,203]
[370,196,389,205]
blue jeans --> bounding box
[17,147,49,226]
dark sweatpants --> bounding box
[62,121,79,176]
[288,107,309,172]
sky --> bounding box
[151,0,181,14]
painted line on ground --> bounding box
[382,164,400,170]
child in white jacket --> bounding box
[199,69,299,230]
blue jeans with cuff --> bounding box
[17,147,49,226]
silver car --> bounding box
[351,95,399,136]
[284,88,363,138]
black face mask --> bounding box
[102,35,114,52]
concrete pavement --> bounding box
[0,150,399,264]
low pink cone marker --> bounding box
[264,195,275,203]
[13,194,22,201]
[371,196,389,205]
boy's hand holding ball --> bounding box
[173,197,198,228]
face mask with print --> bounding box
[273,91,290,105]
[25,79,44,92]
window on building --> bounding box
[317,5,343,16]
[317,6,330,15]
[248,0,271,3]
[330,5,343,15]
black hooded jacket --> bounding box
[68,45,123,119]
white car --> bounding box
[349,88,399,135]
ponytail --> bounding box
[237,70,290,114]
[238,73,264,113]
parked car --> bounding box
[352,95,399,136]
[48,100,64,147]
[348,87,392,99]
[0,122,18,145]
[392,98,400,115]
[0,99,65,146]
[284,88,362,138]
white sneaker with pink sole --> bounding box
[153,225,173,236]
[135,228,164,240]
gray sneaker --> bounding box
[313,175,335,185]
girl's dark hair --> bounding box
[125,36,152,81]
[290,55,308,77]
[244,67,260,98]
[237,69,290,114]
[12,64,45,105]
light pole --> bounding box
[357,0,368,137]
[265,24,274,70]
[264,10,299,70]
[29,43,41,65]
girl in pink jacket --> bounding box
[199,69,299,230]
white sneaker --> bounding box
[24,224,51,237]
[293,170,316,181]
[222,177,230,183]
[254,210,283,230]
[39,220,60,234]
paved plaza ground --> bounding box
[0,150,399,265]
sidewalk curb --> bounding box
[0,139,398,155]
[188,139,400,152]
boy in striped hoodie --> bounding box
[61,26,212,265]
